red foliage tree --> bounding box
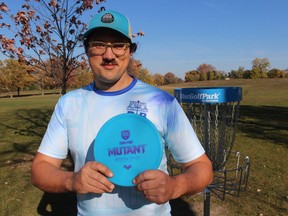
[0,0,105,94]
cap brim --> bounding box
[83,27,131,42]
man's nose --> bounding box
[102,46,115,59]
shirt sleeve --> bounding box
[165,99,205,163]
[38,97,68,159]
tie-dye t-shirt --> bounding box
[38,78,204,216]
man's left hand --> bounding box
[133,170,176,204]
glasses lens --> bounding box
[111,43,128,55]
[88,42,129,56]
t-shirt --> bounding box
[38,78,205,216]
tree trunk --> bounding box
[61,81,67,95]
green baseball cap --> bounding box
[83,10,132,41]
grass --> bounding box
[0,94,60,216]
[0,79,287,215]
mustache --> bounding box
[101,59,118,65]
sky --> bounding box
[1,0,288,79]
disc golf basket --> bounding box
[169,87,250,216]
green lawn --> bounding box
[0,95,60,215]
[0,79,287,215]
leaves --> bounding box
[0,59,36,95]
[0,2,8,12]
[15,11,29,25]
[0,0,104,94]
[137,31,145,36]
[197,63,216,74]
[0,35,16,52]
[251,58,270,79]
[48,0,59,8]
[0,0,146,94]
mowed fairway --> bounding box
[0,79,287,215]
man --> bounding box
[31,10,213,215]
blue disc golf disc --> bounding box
[94,113,163,187]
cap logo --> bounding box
[101,13,114,23]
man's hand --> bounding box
[133,170,176,204]
[31,153,115,194]
[70,161,115,194]
[133,154,213,205]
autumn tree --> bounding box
[251,58,270,79]
[197,63,216,81]
[137,68,155,85]
[243,69,252,79]
[67,67,93,88]
[29,58,63,94]
[163,72,178,85]
[185,70,200,82]
[229,66,245,79]
[127,58,142,77]
[32,69,57,94]
[208,70,224,80]
[0,59,35,97]
[0,0,107,94]
[267,68,286,78]
[152,73,164,86]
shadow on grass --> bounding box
[0,108,53,166]
[14,108,54,138]
[238,105,288,147]
[37,192,77,216]
[170,198,197,216]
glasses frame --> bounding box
[88,41,131,57]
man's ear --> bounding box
[130,43,137,54]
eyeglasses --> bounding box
[88,41,131,56]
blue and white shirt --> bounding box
[38,78,205,216]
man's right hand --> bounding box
[31,153,115,194]
[69,161,115,194]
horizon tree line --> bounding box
[0,56,287,97]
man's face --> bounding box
[86,28,132,87]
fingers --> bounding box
[133,170,173,204]
[72,161,115,194]
[133,170,157,185]
[86,170,114,193]
[141,188,166,204]
[89,161,113,178]
[134,170,165,196]
[86,162,115,192]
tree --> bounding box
[0,59,35,97]
[31,68,57,94]
[251,58,270,79]
[243,69,252,79]
[127,58,142,78]
[250,67,261,79]
[197,63,216,81]
[137,68,154,85]
[285,69,288,78]
[67,67,93,88]
[152,73,164,86]
[229,66,245,79]
[0,0,106,94]
[267,68,286,78]
[185,70,200,82]
[164,72,177,85]
[207,71,215,80]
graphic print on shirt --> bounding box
[126,100,148,117]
